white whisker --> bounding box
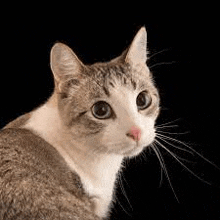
[156,130,190,135]
[154,139,211,185]
[156,133,220,171]
[115,195,131,217]
[149,61,177,69]
[155,125,179,129]
[156,118,181,127]
[118,172,133,213]
[151,143,179,202]
[156,134,193,155]
[147,48,171,61]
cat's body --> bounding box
[0,27,160,219]
[0,128,99,219]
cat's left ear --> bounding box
[125,27,148,66]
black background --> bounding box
[1,3,220,220]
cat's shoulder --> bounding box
[0,128,99,219]
[3,112,32,129]
[0,128,83,194]
[0,127,61,177]
[0,127,53,157]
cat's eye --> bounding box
[92,101,112,119]
[136,91,152,110]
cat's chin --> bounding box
[121,145,145,157]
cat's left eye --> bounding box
[136,91,152,110]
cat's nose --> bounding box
[126,126,141,142]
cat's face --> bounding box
[50,27,160,157]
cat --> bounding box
[0,27,160,219]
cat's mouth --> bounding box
[105,131,156,157]
[121,136,155,157]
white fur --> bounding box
[100,84,156,156]
[23,98,123,218]
[21,27,156,218]
[23,84,156,218]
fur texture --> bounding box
[0,27,160,219]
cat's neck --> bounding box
[23,93,123,218]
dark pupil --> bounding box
[93,102,110,117]
[137,93,146,107]
[96,104,107,115]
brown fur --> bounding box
[4,113,32,129]
[0,128,100,220]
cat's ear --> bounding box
[125,27,147,66]
[50,43,84,84]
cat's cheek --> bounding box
[139,118,156,145]
[142,130,156,147]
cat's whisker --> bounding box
[155,125,179,129]
[151,143,179,202]
[148,143,163,187]
[156,118,181,127]
[115,194,131,217]
[117,172,133,216]
[156,133,220,171]
[159,167,164,187]
[149,61,177,69]
[155,136,195,164]
[147,48,171,61]
[155,134,193,155]
[154,139,211,185]
[156,130,190,135]
[139,148,149,162]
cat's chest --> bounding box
[76,156,123,218]
[81,174,115,217]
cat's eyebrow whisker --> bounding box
[151,143,179,202]
[154,139,212,185]
[156,133,220,171]
[147,48,171,61]
[149,61,177,69]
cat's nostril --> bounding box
[126,126,141,142]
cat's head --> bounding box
[50,27,160,158]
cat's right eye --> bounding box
[91,101,112,119]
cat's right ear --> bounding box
[50,43,84,86]
[125,27,148,66]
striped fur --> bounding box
[1,27,160,219]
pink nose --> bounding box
[126,126,141,141]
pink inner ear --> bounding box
[127,126,141,141]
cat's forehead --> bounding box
[84,62,151,97]
[87,63,132,85]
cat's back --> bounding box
[0,128,100,220]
